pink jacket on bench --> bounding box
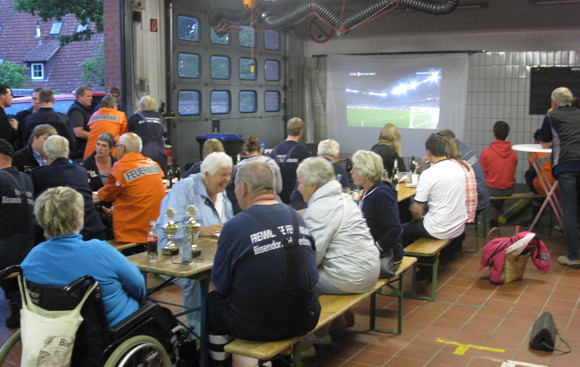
[479,231,551,284]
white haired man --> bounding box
[31,135,105,241]
[128,95,167,173]
[539,87,580,268]
[290,138,349,209]
[97,133,165,244]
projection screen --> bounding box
[326,53,468,158]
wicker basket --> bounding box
[502,251,531,284]
[486,227,530,284]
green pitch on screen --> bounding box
[346,107,439,129]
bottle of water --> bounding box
[181,237,192,263]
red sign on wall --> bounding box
[150,19,158,33]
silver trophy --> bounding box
[182,205,202,262]
[161,208,179,256]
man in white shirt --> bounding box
[402,133,467,247]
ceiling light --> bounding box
[529,0,580,5]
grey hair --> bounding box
[34,186,84,238]
[118,133,142,153]
[101,95,117,108]
[317,139,340,157]
[138,95,156,111]
[97,132,116,149]
[201,152,232,176]
[43,135,69,160]
[236,161,274,195]
[296,157,335,187]
[352,150,384,183]
[551,87,574,107]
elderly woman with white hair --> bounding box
[20,186,145,326]
[297,157,380,294]
[351,150,404,276]
[156,151,234,331]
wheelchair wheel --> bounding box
[104,335,172,367]
[0,330,21,366]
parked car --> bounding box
[5,92,105,117]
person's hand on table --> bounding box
[200,224,223,237]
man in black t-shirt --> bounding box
[67,86,93,161]
[270,117,311,203]
[0,139,34,328]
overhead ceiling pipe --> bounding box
[208,0,459,37]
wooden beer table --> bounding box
[127,237,218,367]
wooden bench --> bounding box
[404,237,451,301]
[224,256,417,367]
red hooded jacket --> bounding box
[479,140,518,190]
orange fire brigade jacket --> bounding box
[84,107,128,159]
[98,151,165,243]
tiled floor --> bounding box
[1,214,579,367]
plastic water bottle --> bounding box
[181,238,192,263]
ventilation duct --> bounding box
[209,0,460,37]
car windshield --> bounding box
[53,100,74,114]
[4,102,30,117]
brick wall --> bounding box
[103,0,122,87]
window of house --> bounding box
[210,91,231,114]
[210,56,230,79]
[77,23,88,33]
[31,63,44,80]
[239,91,257,113]
[210,28,230,45]
[264,91,280,112]
[239,26,256,48]
[177,16,200,41]
[178,53,200,78]
[264,30,280,50]
[264,60,281,81]
[50,21,63,35]
[178,90,201,115]
[239,58,257,80]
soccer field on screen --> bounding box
[346,107,439,129]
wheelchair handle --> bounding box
[0,265,22,281]
[63,275,96,296]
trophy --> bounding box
[161,208,179,256]
[182,205,202,262]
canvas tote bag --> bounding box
[18,276,98,367]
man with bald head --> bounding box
[539,87,580,268]
[207,161,320,366]
[97,133,165,244]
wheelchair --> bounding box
[0,266,199,367]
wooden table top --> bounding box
[397,185,416,202]
[127,237,218,280]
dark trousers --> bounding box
[557,171,580,260]
[402,218,435,247]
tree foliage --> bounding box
[80,44,105,88]
[0,61,30,89]
[13,0,103,46]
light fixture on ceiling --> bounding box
[456,3,489,9]
[529,0,580,5]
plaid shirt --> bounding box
[451,159,477,223]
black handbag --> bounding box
[529,312,571,353]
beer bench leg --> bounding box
[412,255,439,301]
[372,273,405,335]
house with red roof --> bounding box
[0,0,104,93]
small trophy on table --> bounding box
[161,208,179,256]
[182,205,202,263]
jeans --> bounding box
[557,171,580,260]
[316,273,352,295]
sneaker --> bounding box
[300,333,331,345]
[557,256,580,269]
[5,308,19,329]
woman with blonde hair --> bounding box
[183,138,225,178]
[371,123,406,174]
